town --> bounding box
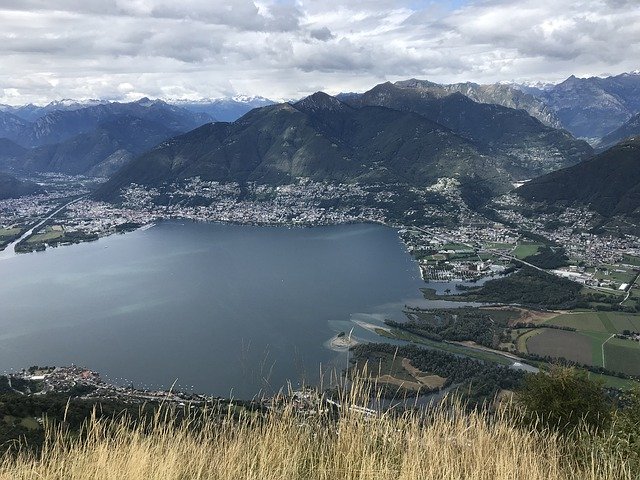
[1,176,639,302]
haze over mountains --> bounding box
[519,72,640,140]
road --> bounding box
[602,334,615,368]
[0,196,85,261]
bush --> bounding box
[517,367,612,434]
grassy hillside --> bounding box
[0,396,634,480]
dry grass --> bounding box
[0,389,633,480]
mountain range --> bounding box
[0,98,212,149]
[173,96,275,122]
[0,99,213,177]
[4,73,639,213]
[344,80,591,177]
[94,87,591,204]
[520,72,640,139]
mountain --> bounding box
[0,138,27,165]
[598,113,640,151]
[517,137,640,219]
[0,99,109,122]
[95,92,512,202]
[173,96,275,122]
[13,115,179,177]
[0,111,29,143]
[0,172,43,199]
[521,72,640,139]
[393,79,562,128]
[345,81,592,178]
[0,98,212,148]
[0,99,215,177]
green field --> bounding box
[594,265,637,286]
[604,337,640,376]
[26,227,64,244]
[0,227,21,238]
[3,415,40,431]
[587,371,640,390]
[484,242,515,250]
[440,243,474,251]
[526,311,640,375]
[526,329,600,366]
[514,329,542,353]
[545,311,640,334]
[621,254,640,267]
[511,242,543,259]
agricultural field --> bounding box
[621,254,640,267]
[0,227,21,238]
[544,311,640,334]
[440,243,473,251]
[353,352,447,392]
[514,311,640,374]
[525,329,597,366]
[26,225,64,244]
[603,337,640,376]
[0,226,22,248]
[484,242,515,251]
[511,242,543,259]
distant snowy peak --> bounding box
[231,95,273,104]
[169,96,276,122]
[46,98,107,108]
[170,95,274,106]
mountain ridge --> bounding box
[517,137,640,219]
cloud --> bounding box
[309,27,334,41]
[0,0,638,104]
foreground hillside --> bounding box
[0,397,634,480]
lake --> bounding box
[0,221,444,398]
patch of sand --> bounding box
[328,334,359,351]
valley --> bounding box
[1,73,640,401]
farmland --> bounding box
[525,329,595,365]
[512,311,640,375]
[544,311,640,334]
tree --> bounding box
[516,367,612,434]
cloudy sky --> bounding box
[0,0,639,105]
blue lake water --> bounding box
[0,221,460,398]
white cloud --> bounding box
[0,0,638,104]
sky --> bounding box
[0,0,639,105]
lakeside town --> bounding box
[3,365,358,417]
[1,175,639,300]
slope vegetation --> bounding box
[95,93,508,201]
[517,137,640,218]
[347,81,592,178]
